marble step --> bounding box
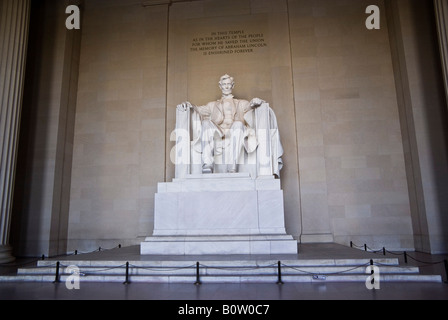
[0,257,442,283]
[35,257,401,267]
[0,273,442,284]
[15,264,420,276]
[143,235,295,241]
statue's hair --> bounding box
[219,74,234,86]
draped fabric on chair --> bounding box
[174,103,283,179]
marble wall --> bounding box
[288,0,414,249]
[67,0,169,251]
[11,0,448,256]
[68,0,414,252]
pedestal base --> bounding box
[141,173,298,255]
[141,235,298,255]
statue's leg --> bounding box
[201,120,217,173]
[228,121,245,173]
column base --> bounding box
[0,245,15,264]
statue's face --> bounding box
[219,78,234,95]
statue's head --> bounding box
[218,74,235,95]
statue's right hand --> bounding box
[177,102,192,112]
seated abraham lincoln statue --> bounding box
[176,74,283,178]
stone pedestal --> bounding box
[141,173,297,255]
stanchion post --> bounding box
[364,244,367,251]
[404,251,408,264]
[194,262,201,286]
[369,259,375,287]
[123,262,130,285]
[382,247,386,255]
[444,260,448,284]
[276,261,284,285]
[350,241,353,248]
[53,262,61,283]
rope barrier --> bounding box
[66,244,122,256]
[198,262,278,271]
[199,260,384,283]
[349,241,448,283]
[350,241,446,263]
[3,241,446,285]
[129,263,197,272]
[0,258,40,269]
[0,243,124,269]
[79,264,128,274]
[135,263,194,270]
[281,262,371,276]
[40,251,445,286]
[15,257,413,285]
[404,254,445,265]
[0,243,124,280]
[37,258,397,285]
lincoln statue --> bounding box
[177,74,265,173]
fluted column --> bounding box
[435,0,448,105]
[0,0,31,263]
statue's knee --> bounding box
[202,120,216,130]
[201,120,219,143]
[231,121,245,130]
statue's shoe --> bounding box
[202,164,213,174]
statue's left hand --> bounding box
[250,98,265,108]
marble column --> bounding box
[435,0,448,105]
[0,0,30,263]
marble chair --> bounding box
[173,102,283,179]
